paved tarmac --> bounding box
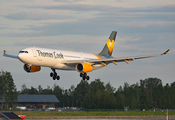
[25,116,175,120]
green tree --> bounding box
[153,84,164,108]
[133,83,140,109]
[0,70,18,110]
[53,84,63,107]
[29,87,38,94]
[43,86,53,94]
[38,85,43,94]
[115,86,125,109]
[123,82,129,107]
[105,82,116,93]
[90,79,105,93]
[75,80,89,107]
[170,83,175,108]
[53,84,63,106]
[141,78,162,109]
[69,85,75,107]
[20,84,29,94]
[0,70,6,110]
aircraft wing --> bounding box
[62,49,170,65]
[3,50,18,59]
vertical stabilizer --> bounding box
[99,31,117,56]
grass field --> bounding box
[13,111,175,117]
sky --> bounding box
[0,0,175,91]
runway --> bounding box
[25,116,175,120]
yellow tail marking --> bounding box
[106,39,115,53]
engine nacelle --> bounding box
[23,64,41,73]
[76,63,93,73]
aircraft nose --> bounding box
[18,53,24,61]
[18,53,22,59]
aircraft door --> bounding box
[81,51,84,60]
[32,49,37,57]
[32,49,42,61]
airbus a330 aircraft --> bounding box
[3,31,169,80]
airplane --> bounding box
[3,31,170,80]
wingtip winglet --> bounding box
[161,49,170,55]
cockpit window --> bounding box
[19,51,28,53]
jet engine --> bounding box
[23,64,41,73]
[76,63,93,73]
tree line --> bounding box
[19,78,175,110]
[0,70,175,110]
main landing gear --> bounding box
[80,73,90,80]
[50,68,60,80]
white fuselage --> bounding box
[18,47,100,71]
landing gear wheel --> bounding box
[50,72,53,77]
[86,76,90,80]
[80,72,90,80]
[80,73,83,77]
[83,76,86,80]
[50,68,60,80]
[57,76,60,80]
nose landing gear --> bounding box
[80,73,90,80]
[50,68,60,80]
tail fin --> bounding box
[4,50,7,55]
[99,31,117,56]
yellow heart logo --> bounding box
[106,39,115,53]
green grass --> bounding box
[13,111,175,117]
